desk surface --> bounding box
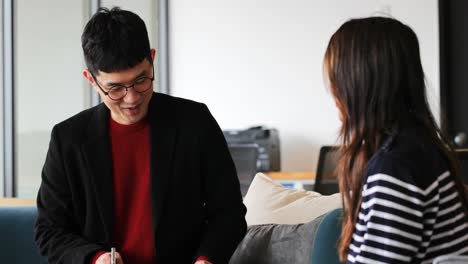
[266,171,315,180]
[0,198,36,206]
[0,173,316,205]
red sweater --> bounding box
[109,117,155,263]
[91,117,209,263]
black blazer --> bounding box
[35,93,247,264]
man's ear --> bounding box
[150,48,156,63]
[83,69,95,85]
[83,69,101,93]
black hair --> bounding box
[81,7,152,75]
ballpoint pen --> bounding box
[111,247,116,264]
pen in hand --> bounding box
[111,247,116,264]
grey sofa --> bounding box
[230,208,343,264]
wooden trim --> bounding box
[0,198,36,206]
[266,171,315,180]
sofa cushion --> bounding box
[244,173,341,225]
[229,213,325,264]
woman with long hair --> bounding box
[324,17,468,263]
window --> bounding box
[15,0,89,197]
[14,0,162,197]
[0,1,4,195]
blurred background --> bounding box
[2,0,467,197]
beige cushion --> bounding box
[244,173,342,225]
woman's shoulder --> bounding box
[366,128,449,191]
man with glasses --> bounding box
[35,7,246,264]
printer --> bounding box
[223,126,281,172]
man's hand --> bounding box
[194,261,212,264]
[95,251,124,264]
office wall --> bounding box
[168,0,439,172]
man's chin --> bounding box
[125,111,148,124]
[125,116,142,124]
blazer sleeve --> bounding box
[195,104,247,263]
[35,126,104,264]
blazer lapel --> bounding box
[148,93,176,234]
[81,104,114,243]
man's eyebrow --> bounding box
[104,69,147,86]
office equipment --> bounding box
[223,126,281,172]
[314,146,340,195]
[228,144,259,196]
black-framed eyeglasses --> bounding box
[90,64,155,101]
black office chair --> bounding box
[455,149,468,184]
[227,144,259,196]
[314,147,468,195]
[314,146,340,195]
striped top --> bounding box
[347,127,468,264]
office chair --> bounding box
[314,146,340,195]
[227,144,259,196]
[455,149,468,184]
[314,147,468,195]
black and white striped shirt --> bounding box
[347,128,468,264]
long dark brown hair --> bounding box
[323,17,468,261]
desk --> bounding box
[266,171,315,185]
[0,198,36,206]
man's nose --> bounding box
[123,86,140,103]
